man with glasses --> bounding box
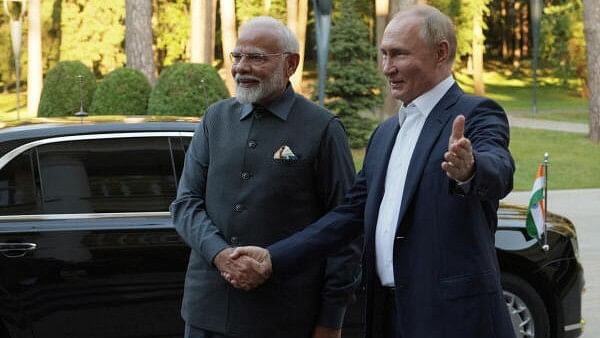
[171,16,361,338]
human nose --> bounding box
[382,56,395,77]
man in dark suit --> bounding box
[227,5,516,338]
[170,16,361,338]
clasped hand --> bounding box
[214,246,273,290]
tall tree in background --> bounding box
[190,0,216,64]
[220,0,237,94]
[472,0,488,95]
[125,0,156,85]
[28,0,43,115]
[584,0,599,142]
[287,0,307,91]
[325,0,384,148]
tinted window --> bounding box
[0,151,39,214]
[37,137,177,214]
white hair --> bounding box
[239,16,299,53]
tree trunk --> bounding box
[472,1,485,96]
[288,0,309,92]
[512,0,521,70]
[584,0,600,142]
[375,0,390,120]
[521,1,529,58]
[27,0,43,116]
[389,0,417,17]
[287,0,298,33]
[500,0,509,61]
[191,0,216,64]
[125,0,156,85]
[220,0,237,95]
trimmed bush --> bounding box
[148,63,230,116]
[38,61,96,117]
[90,68,151,115]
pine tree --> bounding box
[324,0,384,148]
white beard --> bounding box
[235,65,285,104]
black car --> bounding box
[0,122,584,338]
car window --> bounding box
[37,137,177,214]
[0,150,39,215]
[170,136,192,184]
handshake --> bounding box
[213,246,274,290]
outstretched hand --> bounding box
[441,115,474,182]
[220,246,273,290]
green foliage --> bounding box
[431,0,490,60]
[148,63,229,117]
[60,0,125,76]
[38,61,96,117]
[236,0,287,24]
[324,0,384,148]
[89,68,151,115]
[154,0,189,69]
[0,16,13,91]
[540,0,586,86]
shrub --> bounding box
[148,63,230,116]
[90,68,151,115]
[323,0,384,148]
[38,61,96,117]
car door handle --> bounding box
[0,243,37,258]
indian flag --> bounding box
[526,164,545,239]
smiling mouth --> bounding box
[236,76,260,87]
[389,80,404,89]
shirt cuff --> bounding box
[317,304,347,329]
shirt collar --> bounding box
[400,75,455,121]
[239,83,296,120]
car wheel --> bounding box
[502,273,550,338]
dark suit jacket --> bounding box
[171,86,361,338]
[269,84,516,338]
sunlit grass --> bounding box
[455,69,589,123]
[351,127,600,191]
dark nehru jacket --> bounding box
[171,84,361,338]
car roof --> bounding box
[0,121,198,143]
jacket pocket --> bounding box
[439,270,498,300]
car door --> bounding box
[0,134,191,338]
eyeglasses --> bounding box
[230,52,291,65]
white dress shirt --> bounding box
[375,76,455,286]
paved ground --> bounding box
[508,116,589,134]
[502,189,600,337]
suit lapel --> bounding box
[396,84,463,236]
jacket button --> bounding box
[234,204,244,212]
[248,140,257,149]
[241,172,251,180]
[254,112,263,119]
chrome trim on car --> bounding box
[564,322,583,331]
[0,211,171,221]
[0,132,194,170]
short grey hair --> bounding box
[238,16,299,53]
[394,5,457,64]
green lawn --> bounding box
[455,71,589,123]
[352,127,600,191]
[509,127,600,191]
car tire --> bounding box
[501,273,550,338]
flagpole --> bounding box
[542,152,549,251]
